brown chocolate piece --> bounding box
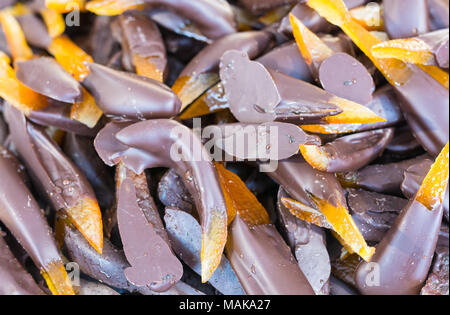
[158,169,194,213]
[226,215,315,295]
[238,0,297,13]
[421,245,449,295]
[0,113,7,145]
[320,34,356,57]
[164,208,245,295]
[383,0,430,39]
[0,234,44,295]
[117,12,168,80]
[0,0,14,10]
[355,200,444,295]
[17,13,52,50]
[315,128,395,173]
[220,50,342,124]
[277,188,331,295]
[385,125,423,157]
[278,3,334,36]
[117,178,183,291]
[83,63,181,120]
[76,279,119,296]
[15,57,83,103]
[319,52,375,105]
[330,276,359,295]
[89,16,119,65]
[428,0,449,30]
[401,158,434,199]
[347,188,406,243]
[419,29,449,69]
[0,147,65,275]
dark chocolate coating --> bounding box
[17,13,52,50]
[15,57,83,103]
[158,169,194,213]
[427,0,449,30]
[220,50,342,124]
[278,3,334,36]
[238,0,297,13]
[164,208,245,295]
[0,234,44,295]
[0,147,64,273]
[5,105,98,212]
[319,128,395,173]
[319,52,375,105]
[117,12,168,79]
[385,125,422,156]
[0,113,7,145]
[144,0,236,40]
[347,188,407,243]
[355,200,444,295]
[89,16,119,65]
[83,63,181,120]
[277,188,331,295]
[0,0,14,10]
[330,276,359,295]
[401,159,433,199]
[421,240,449,295]
[419,29,449,69]
[383,0,430,39]
[226,215,315,295]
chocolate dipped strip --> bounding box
[383,0,430,39]
[117,178,183,292]
[355,199,444,295]
[0,147,72,294]
[301,128,395,173]
[418,29,449,69]
[17,13,52,50]
[164,208,245,295]
[347,188,406,243]
[428,0,449,30]
[338,155,430,195]
[226,215,315,295]
[401,158,434,199]
[220,50,343,124]
[318,52,375,105]
[385,125,423,157]
[238,0,298,13]
[63,133,115,211]
[277,188,331,295]
[158,169,194,213]
[83,62,181,120]
[330,276,359,295]
[173,31,274,109]
[95,119,228,282]
[0,113,7,145]
[210,122,321,161]
[116,11,168,81]
[5,105,103,253]
[76,279,119,296]
[15,57,83,103]
[28,100,99,137]
[0,234,44,295]
[89,16,119,65]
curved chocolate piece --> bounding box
[28,101,99,137]
[347,188,406,243]
[419,29,449,69]
[0,234,44,295]
[96,119,228,281]
[355,200,444,295]
[220,50,342,124]
[277,188,331,295]
[211,122,321,161]
[83,63,181,120]
[320,34,356,57]
[15,57,83,103]
[319,53,375,105]
[385,125,423,157]
[401,158,433,199]
[238,0,297,13]
[338,155,430,195]
[117,12,168,80]
[311,128,394,173]
[117,179,183,291]
[0,147,65,276]
[145,0,236,40]
[17,13,52,50]
[63,133,115,211]
[164,208,245,295]
[226,215,315,295]
[428,0,449,30]
[383,0,430,39]
[158,169,194,213]
[89,16,119,65]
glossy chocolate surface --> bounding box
[383,0,430,39]
[419,29,449,69]
[158,168,194,213]
[17,13,52,50]
[427,0,449,30]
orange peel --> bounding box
[85,0,146,16]
[70,88,103,128]
[41,261,75,295]
[45,0,86,13]
[0,11,33,61]
[40,8,66,38]
[349,3,384,31]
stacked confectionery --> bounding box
[0,0,448,295]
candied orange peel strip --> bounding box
[173,73,220,111]
[300,123,362,135]
[46,0,86,13]
[324,96,386,124]
[133,54,164,82]
[416,142,449,211]
[299,144,330,171]
[70,88,103,128]
[372,38,435,65]
[0,11,33,61]
[281,197,333,229]
[349,3,383,31]
[215,163,271,226]
[0,52,48,114]
[259,4,294,26]
[40,8,66,38]
[85,0,146,16]
[418,64,449,89]
[1,3,31,17]
[41,261,75,295]
[290,13,333,66]
[283,192,375,262]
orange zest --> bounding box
[0,11,33,61]
[281,197,333,229]
[172,73,220,111]
[0,52,48,114]
[372,38,435,65]
[48,36,93,81]
[416,142,449,210]
[258,4,294,26]
[70,88,103,128]
[349,3,384,31]
[41,261,75,295]
[66,196,103,254]
[299,145,330,171]
[45,0,86,13]
[40,8,66,38]
[290,13,333,66]
[300,123,362,134]
[85,0,146,16]
[418,64,449,89]
[133,54,164,82]
[179,83,228,120]
[323,96,385,124]
[215,163,271,226]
